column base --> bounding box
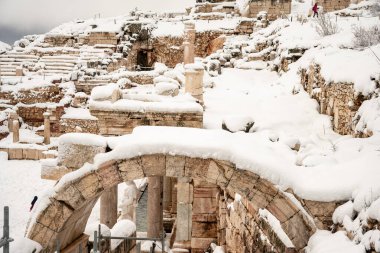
[172,240,191,253]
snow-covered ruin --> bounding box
[0,0,380,252]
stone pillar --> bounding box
[163,177,172,212]
[183,22,195,65]
[15,66,23,76]
[174,177,193,249]
[120,181,138,223]
[185,64,204,103]
[147,176,163,238]
[171,178,178,214]
[12,120,19,143]
[100,186,118,228]
[8,111,18,132]
[43,111,51,145]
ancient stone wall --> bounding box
[151,36,184,68]
[0,85,64,105]
[90,110,203,136]
[44,35,76,47]
[301,64,369,136]
[317,0,351,12]
[191,180,219,252]
[249,0,291,20]
[0,147,56,160]
[60,118,99,134]
[84,32,118,46]
[18,105,65,134]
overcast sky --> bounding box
[0,0,194,44]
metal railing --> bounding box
[0,207,14,253]
[94,224,165,253]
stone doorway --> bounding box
[136,50,154,70]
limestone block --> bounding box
[193,187,219,199]
[184,157,210,181]
[226,169,259,198]
[96,160,121,189]
[34,199,73,232]
[141,154,166,176]
[166,155,186,177]
[41,164,72,181]
[281,213,312,249]
[118,157,145,181]
[192,222,217,238]
[266,195,299,223]
[72,172,103,200]
[191,238,216,250]
[176,203,192,241]
[207,160,234,187]
[55,184,86,210]
[193,198,217,214]
[8,148,23,159]
[57,143,106,169]
[192,214,217,223]
[27,222,58,251]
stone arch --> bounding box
[27,154,316,252]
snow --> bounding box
[0,41,11,53]
[259,209,294,248]
[11,237,42,253]
[59,133,107,147]
[110,219,136,250]
[0,151,8,160]
[151,18,252,37]
[0,160,55,239]
[222,115,254,132]
[236,0,250,15]
[84,223,111,242]
[48,15,127,35]
[89,94,203,114]
[368,198,380,221]
[61,108,98,120]
[155,82,178,95]
[332,200,355,224]
[0,129,44,148]
[0,77,55,93]
[299,45,380,95]
[91,83,120,101]
[306,230,365,253]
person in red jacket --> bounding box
[312,3,319,17]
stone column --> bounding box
[185,64,204,103]
[43,111,51,145]
[183,22,195,65]
[8,111,18,133]
[147,176,163,238]
[171,178,178,214]
[174,177,193,249]
[100,186,118,228]
[12,120,19,143]
[120,181,138,223]
[163,177,172,212]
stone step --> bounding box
[40,60,77,65]
[45,66,74,71]
[1,66,17,70]
[42,69,71,74]
[0,54,39,59]
[0,58,38,62]
[41,62,76,67]
[1,71,16,76]
[40,56,78,61]
[0,61,23,65]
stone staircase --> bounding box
[0,53,39,76]
[79,47,109,67]
[39,55,79,76]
